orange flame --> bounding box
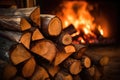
[55,1,105,44]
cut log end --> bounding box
[70,60,82,75]
[64,45,76,53]
[81,56,91,68]
[48,17,62,36]
[22,57,36,78]
[20,32,31,49]
[21,18,31,31]
[99,56,109,66]
[61,33,72,45]
[30,7,40,27]
[32,28,44,41]
[10,44,31,65]
[31,39,56,62]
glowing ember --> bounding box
[55,1,105,44]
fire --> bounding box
[55,1,105,44]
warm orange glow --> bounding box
[55,1,107,44]
[78,37,86,44]
[98,25,104,36]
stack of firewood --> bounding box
[0,7,109,80]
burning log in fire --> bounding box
[54,1,110,45]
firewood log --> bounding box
[56,32,72,45]
[31,65,50,80]
[61,58,82,75]
[22,57,36,78]
[0,16,31,31]
[40,14,62,37]
[85,52,109,66]
[0,7,40,27]
[31,28,44,41]
[53,50,74,66]
[81,55,91,68]
[64,44,76,53]
[0,59,17,80]
[10,43,31,65]
[0,30,31,49]
[3,64,17,80]
[63,24,77,35]
[72,44,87,59]
[0,37,17,62]
[31,39,57,62]
[42,63,60,77]
[54,70,73,80]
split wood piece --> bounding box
[57,32,72,45]
[62,58,82,75]
[42,63,60,77]
[3,64,17,80]
[53,51,74,66]
[85,53,109,66]
[64,44,76,53]
[0,30,31,49]
[41,14,62,37]
[54,70,73,80]
[63,24,77,35]
[0,7,40,27]
[10,43,31,65]
[81,56,91,68]
[22,57,36,78]
[31,65,50,80]
[72,44,86,59]
[31,39,57,62]
[0,15,31,31]
[31,28,44,41]
[0,37,17,63]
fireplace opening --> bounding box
[38,0,119,46]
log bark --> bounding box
[0,7,40,27]
[10,43,31,65]
[31,39,57,62]
[85,53,109,66]
[22,57,36,78]
[63,24,77,35]
[40,14,62,37]
[0,30,31,49]
[31,65,50,80]
[0,15,31,31]
[62,58,82,75]
[54,70,73,80]
[72,44,87,59]
[0,37,17,62]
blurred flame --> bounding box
[98,25,104,36]
[55,1,106,44]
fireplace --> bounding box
[38,0,119,46]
